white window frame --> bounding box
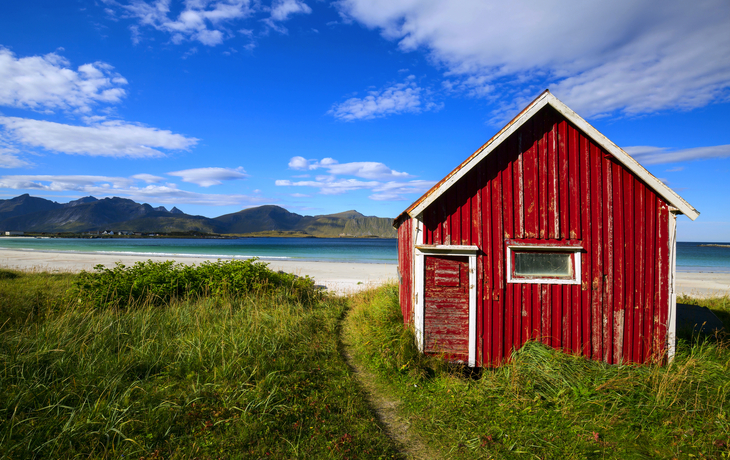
[414,243,478,367]
[506,243,582,285]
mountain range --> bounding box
[0,194,397,238]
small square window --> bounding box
[506,241,582,285]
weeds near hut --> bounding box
[346,283,730,459]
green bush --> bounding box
[71,258,319,309]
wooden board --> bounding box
[424,255,470,361]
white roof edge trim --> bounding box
[408,91,699,221]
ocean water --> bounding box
[0,237,728,271]
[676,242,730,273]
[0,236,398,264]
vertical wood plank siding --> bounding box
[413,106,670,366]
[397,217,414,324]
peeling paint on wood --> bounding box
[424,255,470,361]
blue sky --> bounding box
[0,0,729,241]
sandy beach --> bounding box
[1,248,728,297]
[0,248,398,295]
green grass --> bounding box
[0,263,401,459]
[0,268,77,328]
[345,284,730,459]
[7,263,728,459]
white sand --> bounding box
[0,248,398,295]
[675,271,730,297]
[2,248,728,297]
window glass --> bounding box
[514,252,571,277]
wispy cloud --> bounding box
[107,0,312,46]
[337,0,730,120]
[329,76,440,121]
[288,156,410,180]
[118,0,252,46]
[0,49,198,165]
[263,0,312,33]
[625,144,730,165]
[0,47,127,113]
[279,156,433,200]
[0,139,30,169]
[132,173,165,183]
[167,166,247,186]
[0,117,198,158]
[0,174,266,206]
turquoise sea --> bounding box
[676,242,730,273]
[0,237,398,264]
[0,238,728,271]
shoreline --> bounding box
[2,248,729,297]
[0,248,397,295]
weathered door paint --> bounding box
[424,255,470,361]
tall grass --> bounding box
[346,284,730,459]
[0,263,401,459]
[0,268,76,327]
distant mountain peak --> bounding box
[325,210,365,219]
[0,195,396,237]
[65,196,98,207]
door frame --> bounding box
[414,244,478,367]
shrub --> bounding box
[71,258,319,309]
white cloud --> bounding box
[286,156,410,179]
[625,144,730,164]
[167,166,247,186]
[0,151,31,169]
[288,155,314,170]
[0,175,134,191]
[132,173,165,183]
[0,117,198,158]
[336,0,730,118]
[119,0,253,46]
[270,0,310,21]
[325,161,409,180]
[264,0,312,33]
[0,47,127,113]
[275,178,379,195]
[277,155,432,200]
[0,174,266,206]
[0,138,30,169]
[276,177,434,200]
[329,77,440,121]
[112,0,312,45]
[369,180,435,201]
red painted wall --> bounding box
[399,105,671,366]
[397,217,414,324]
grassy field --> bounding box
[0,263,401,459]
[345,285,730,459]
[3,263,730,459]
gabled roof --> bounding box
[394,90,699,227]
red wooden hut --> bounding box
[393,90,699,367]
